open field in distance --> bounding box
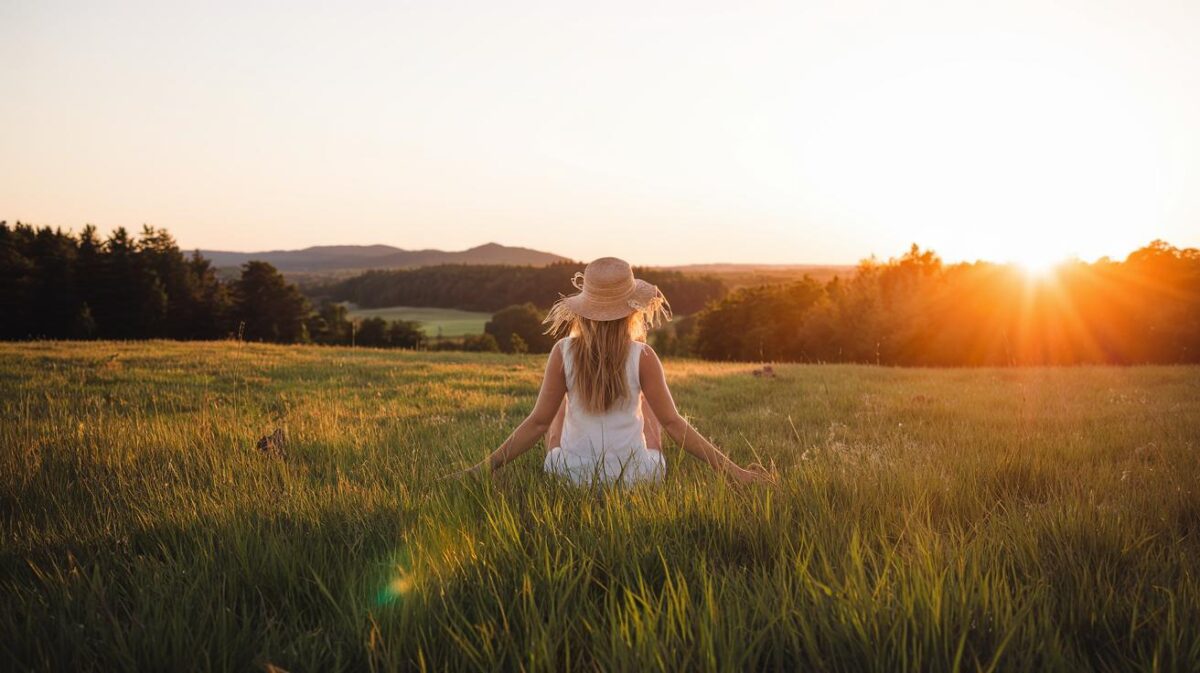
[342,304,491,337]
[1,341,1198,671]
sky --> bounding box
[2,0,1198,266]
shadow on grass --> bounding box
[2,503,417,672]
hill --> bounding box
[197,242,571,272]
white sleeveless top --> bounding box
[543,336,665,485]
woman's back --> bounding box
[459,256,769,486]
[544,336,664,484]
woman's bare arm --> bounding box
[468,342,568,473]
[639,345,771,484]
[545,394,567,450]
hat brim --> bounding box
[561,279,658,322]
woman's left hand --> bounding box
[441,462,486,481]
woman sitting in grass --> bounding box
[460,257,772,486]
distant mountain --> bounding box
[197,242,572,272]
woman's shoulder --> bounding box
[553,336,573,362]
[631,341,656,371]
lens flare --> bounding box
[376,569,415,605]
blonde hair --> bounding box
[546,302,670,414]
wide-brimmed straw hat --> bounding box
[545,257,671,325]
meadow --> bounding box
[1,341,1198,672]
[343,305,490,337]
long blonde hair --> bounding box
[546,304,669,414]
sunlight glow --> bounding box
[1,2,1196,262]
[1014,253,1066,279]
[796,54,1169,265]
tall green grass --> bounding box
[2,341,1198,671]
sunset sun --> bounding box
[1013,250,1067,278]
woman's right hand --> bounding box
[733,462,775,485]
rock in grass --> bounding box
[255,428,287,459]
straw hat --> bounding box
[548,257,670,323]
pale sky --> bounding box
[2,0,1198,265]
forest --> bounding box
[2,223,233,341]
[312,263,727,315]
[2,221,1197,365]
[687,242,1200,365]
[0,222,370,346]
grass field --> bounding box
[343,305,490,337]
[2,341,1199,671]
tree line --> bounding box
[687,241,1200,365]
[313,263,727,315]
[0,222,426,347]
[2,223,230,340]
[6,222,1196,366]
[1,221,722,351]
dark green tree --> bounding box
[232,261,309,343]
[183,252,232,339]
[510,333,528,354]
[28,227,89,338]
[459,333,501,352]
[356,317,389,347]
[387,320,426,349]
[307,301,353,344]
[97,227,167,339]
[485,303,554,353]
[0,223,35,339]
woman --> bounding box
[461,257,772,486]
